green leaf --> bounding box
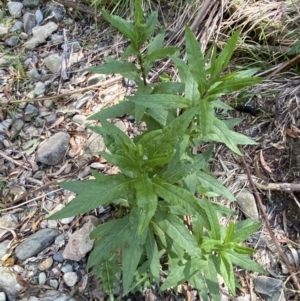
[190,272,209,301]
[201,200,221,240]
[224,222,235,244]
[58,179,104,194]
[198,99,214,136]
[87,101,135,121]
[122,220,148,294]
[185,72,200,107]
[147,31,164,55]
[151,219,185,258]
[223,117,244,130]
[185,26,206,92]
[170,55,189,83]
[87,60,139,76]
[206,76,262,100]
[144,11,158,41]
[211,30,240,80]
[92,253,120,295]
[100,9,135,41]
[49,174,134,219]
[134,175,157,234]
[203,257,221,301]
[145,229,161,282]
[88,216,130,268]
[146,108,175,126]
[162,160,195,184]
[231,219,261,243]
[219,251,236,294]
[153,209,201,257]
[196,171,235,201]
[127,94,191,109]
[146,47,178,63]
[152,82,185,94]
[227,250,266,274]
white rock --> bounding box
[63,272,78,287]
[0,215,18,238]
[38,272,47,285]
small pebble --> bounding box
[39,272,47,285]
[61,264,73,274]
[63,272,78,287]
[53,250,64,263]
[38,257,53,271]
[49,279,58,289]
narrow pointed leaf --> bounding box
[87,60,139,75]
[219,251,235,294]
[231,219,261,243]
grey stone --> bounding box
[75,92,92,109]
[10,21,23,32]
[15,228,58,260]
[23,12,36,34]
[236,189,259,220]
[51,33,63,44]
[85,132,105,155]
[0,215,18,238]
[67,41,81,52]
[63,272,78,287]
[23,0,40,9]
[44,113,57,126]
[24,22,58,50]
[73,114,86,125]
[0,119,12,133]
[61,264,73,274]
[36,132,70,165]
[0,25,8,37]
[8,2,23,18]
[35,9,43,25]
[26,69,39,80]
[112,118,126,132]
[44,53,62,73]
[19,32,28,40]
[34,82,46,96]
[53,250,64,263]
[5,36,19,47]
[49,203,74,224]
[24,104,39,121]
[0,292,5,301]
[49,279,58,289]
[38,272,46,285]
[87,74,105,86]
[123,78,135,87]
[63,216,99,261]
[10,119,24,140]
[0,240,10,259]
[43,2,65,22]
[0,266,25,301]
[254,276,284,301]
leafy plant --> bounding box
[49,1,265,299]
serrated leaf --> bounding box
[151,219,185,258]
[231,219,261,243]
[88,216,130,268]
[145,229,161,282]
[87,60,139,76]
[87,101,135,121]
[153,209,201,257]
[49,174,134,219]
[134,175,157,234]
[227,250,266,274]
[122,221,148,294]
[127,94,190,109]
[101,9,135,41]
[196,171,235,201]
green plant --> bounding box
[49,1,265,299]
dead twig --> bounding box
[3,75,123,104]
[239,146,300,291]
[0,151,31,170]
[255,181,300,192]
